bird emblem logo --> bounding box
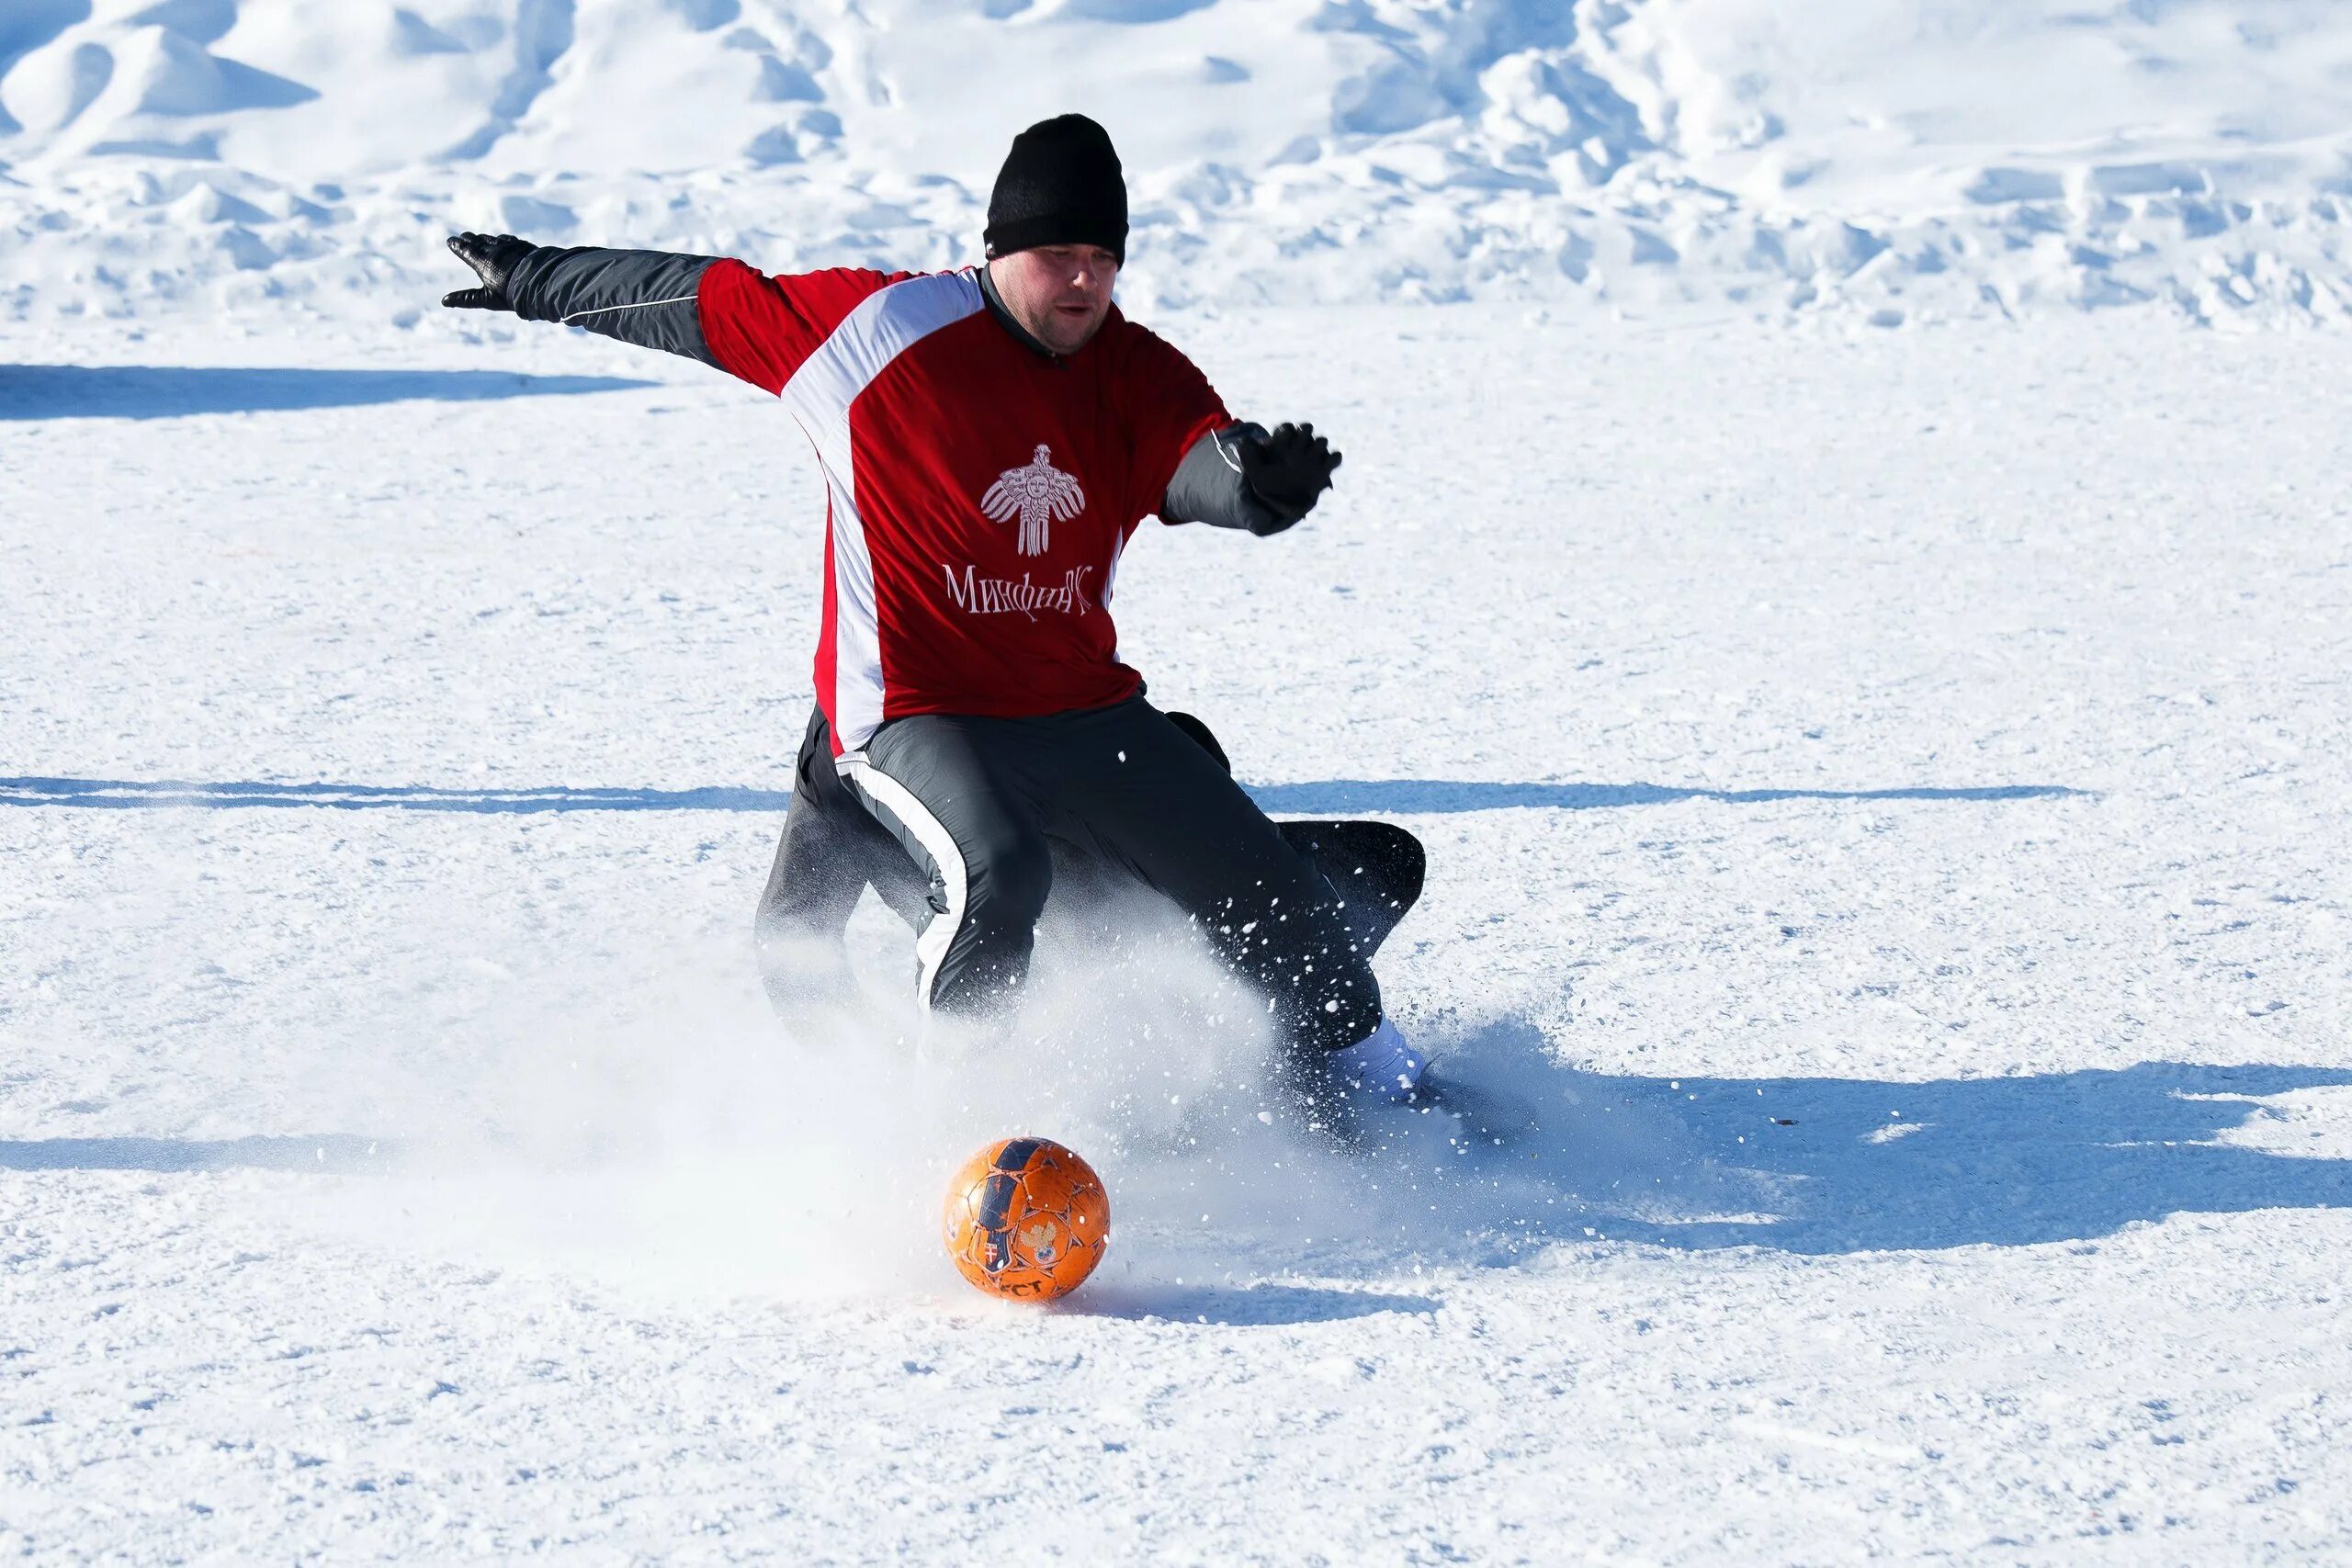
[980,444,1087,557]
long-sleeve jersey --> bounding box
[503,247,1240,755]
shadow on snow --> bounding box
[0,776,2084,816]
[0,777,799,814]
[0,1134,392,1174]
[0,365,657,421]
[1066,1281,1439,1327]
[1444,1023,2352,1256]
[1251,780,2086,812]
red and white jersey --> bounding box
[693,261,1230,755]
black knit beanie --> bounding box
[984,114,1127,265]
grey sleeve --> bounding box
[503,246,724,368]
[1161,422,1295,536]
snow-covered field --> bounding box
[7,311,2352,1560]
[9,0,2352,329]
[10,0,2352,1562]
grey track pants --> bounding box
[829,695,1385,1055]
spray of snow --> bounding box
[322,888,1741,1305]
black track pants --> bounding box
[755,710,1424,1019]
[827,696,1385,1055]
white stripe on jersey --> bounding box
[780,271,985,750]
[1102,527,1127,668]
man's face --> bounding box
[989,243,1119,355]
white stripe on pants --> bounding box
[836,752,969,1010]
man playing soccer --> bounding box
[441,113,1428,1109]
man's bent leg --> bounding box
[757,707,930,933]
[1169,707,1426,960]
[840,715,1054,1017]
[1053,699,1386,1059]
[1277,820,1426,960]
[755,708,902,1011]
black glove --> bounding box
[442,232,536,311]
[1237,421,1342,525]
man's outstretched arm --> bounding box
[444,232,725,367]
[440,232,906,393]
[1162,420,1343,536]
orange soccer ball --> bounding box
[943,1137,1110,1302]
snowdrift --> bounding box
[6,0,2352,332]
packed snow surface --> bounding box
[6,307,2352,1559]
[8,0,2352,327]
